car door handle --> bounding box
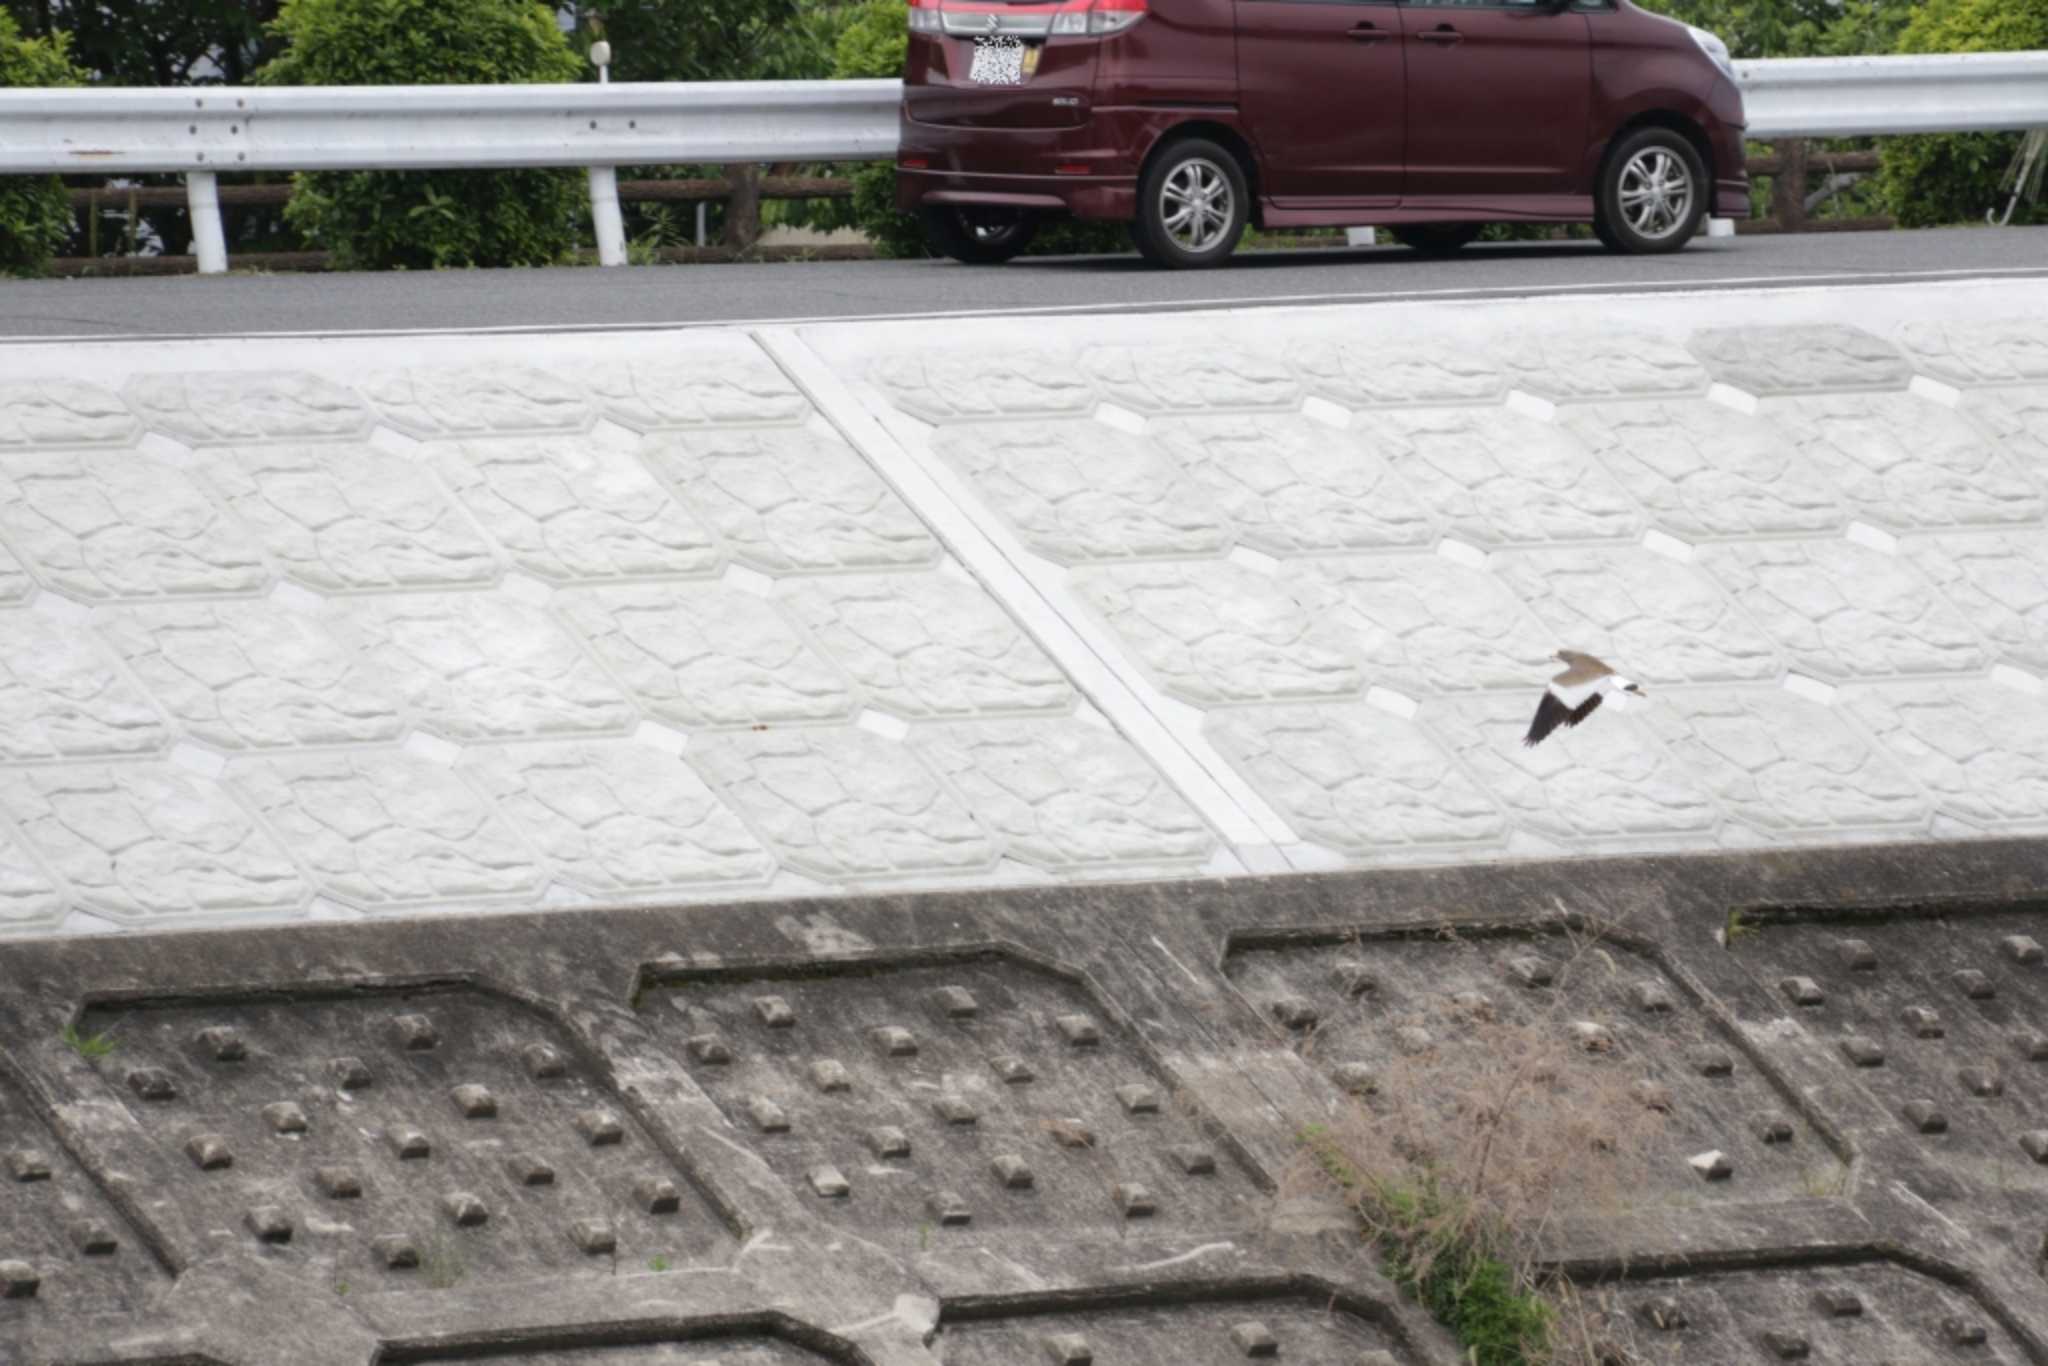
[1416,25,1462,43]
[1347,22,1393,41]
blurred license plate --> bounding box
[969,38,1037,85]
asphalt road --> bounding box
[1,226,2043,341]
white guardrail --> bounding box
[0,52,2042,273]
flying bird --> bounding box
[1524,650,1645,749]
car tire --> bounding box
[1595,126,1708,254]
[1132,138,1249,270]
[920,205,1039,264]
[1390,223,1483,254]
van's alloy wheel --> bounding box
[1133,138,1248,269]
[1595,127,1708,255]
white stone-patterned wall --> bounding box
[5,282,2047,937]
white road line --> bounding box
[754,324,1298,856]
[9,263,2047,345]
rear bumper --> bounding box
[895,105,1225,220]
[1704,77,1753,219]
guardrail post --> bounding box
[186,170,229,275]
[723,164,762,253]
[1768,139,1809,234]
[587,165,627,267]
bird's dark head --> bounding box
[1623,682,1646,696]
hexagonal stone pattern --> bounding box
[462,742,774,895]
[1227,930,1838,1204]
[1640,691,1930,839]
[869,348,1097,424]
[1699,541,1988,681]
[1769,394,2044,531]
[1965,385,2048,472]
[688,729,998,881]
[1078,342,1302,413]
[1298,556,1555,697]
[122,372,371,445]
[1502,329,1710,403]
[780,573,1072,719]
[1840,682,2048,830]
[1149,414,1439,556]
[1906,531,2048,675]
[1207,705,1506,858]
[1287,334,1508,408]
[1560,400,1849,542]
[645,955,1265,1244]
[0,612,168,760]
[559,585,854,730]
[0,1069,166,1317]
[198,443,498,593]
[640,428,938,574]
[1075,562,1363,706]
[935,1292,1418,1363]
[0,452,269,600]
[74,988,733,1289]
[225,754,544,910]
[913,720,1215,873]
[1490,548,1784,686]
[583,347,812,431]
[0,380,140,449]
[1425,696,1721,849]
[932,421,1231,563]
[0,826,65,932]
[436,438,720,583]
[0,546,30,603]
[357,366,592,438]
[1350,408,1642,547]
[1721,909,2048,1170]
[1687,325,1914,395]
[1584,1262,2023,1363]
[342,593,634,743]
[1896,318,2048,387]
[0,765,306,925]
[98,602,405,751]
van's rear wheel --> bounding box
[921,205,1039,264]
[1594,127,1708,254]
[1133,138,1248,269]
[1389,223,1483,254]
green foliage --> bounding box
[4,0,281,85]
[256,0,585,270]
[1630,0,1913,60]
[60,1022,117,1060]
[1301,1128,1555,1366]
[0,10,83,277]
[1878,0,2048,228]
[559,0,811,83]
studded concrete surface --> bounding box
[1,839,2045,1363]
[3,280,2048,940]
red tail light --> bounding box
[1086,0,1146,35]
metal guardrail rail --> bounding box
[1,54,2042,273]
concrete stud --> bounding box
[571,1218,617,1254]
[1960,1066,2004,1097]
[505,1154,555,1186]
[1332,1063,1376,1096]
[808,1164,850,1198]
[1333,961,1377,996]
[1835,939,1877,971]
[809,1059,852,1093]
[2002,935,2043,965]
[374,1235,420,1269]
[391,1014,438,1050]
[186,1133,233,1170]
[575,1108,624,1146]
[1901,1006,1944,1038]
[686,1034,732,1065]
[1780,977,1825,1007]
[127,1067,177,1101]
[521,1043,567,1079]
[752,995,796,1028]
[245,1205,293,1243]
[928,1190,972,1226]
[1,1261,40,1299]
[1168,1144,1217,1175]
[635,1175,681,1213]
[331,1057,373,1089]
[871,1026,918,1057]
[991,1055,1035,1084]
[1042,1333,1091,1365]
[69,1221,117,1255]
[866,1126,911,1159]
[1954,969,1995,999]
[1114,1182,1155,1217]
[933,1095,979,1126]
[992,1154,1034,1189]
[441,1191,489,1227]
[747,1097,789,1133]
[1115,1083,1161,1114]
[1507,955,1554,987]
[449,1084,497,1119]
[1271,996,1319,1030]
[1689,1150,1733,1180]
[6,1149,51,1182]
[1229,1321,1279,1357]
[1056,1014,1101,1047]
[932,986,979,1018]
[1902,1100,1948,1133]
[1632,982,1675,1013]
[197,1026,246,1061]
[388,1127,431,1160]
[316,1166,363,1199]
[1840,1037,1885,1068]
[263,1101,308,1134]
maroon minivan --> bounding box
[896,0,1749,267]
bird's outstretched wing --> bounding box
[1524,689,1605,748]
[1552,649,1614,687]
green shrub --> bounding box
[0,11,85,278]
[832,0,1126,259]
[1879,0,2048,228]
[256,0,586,269]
